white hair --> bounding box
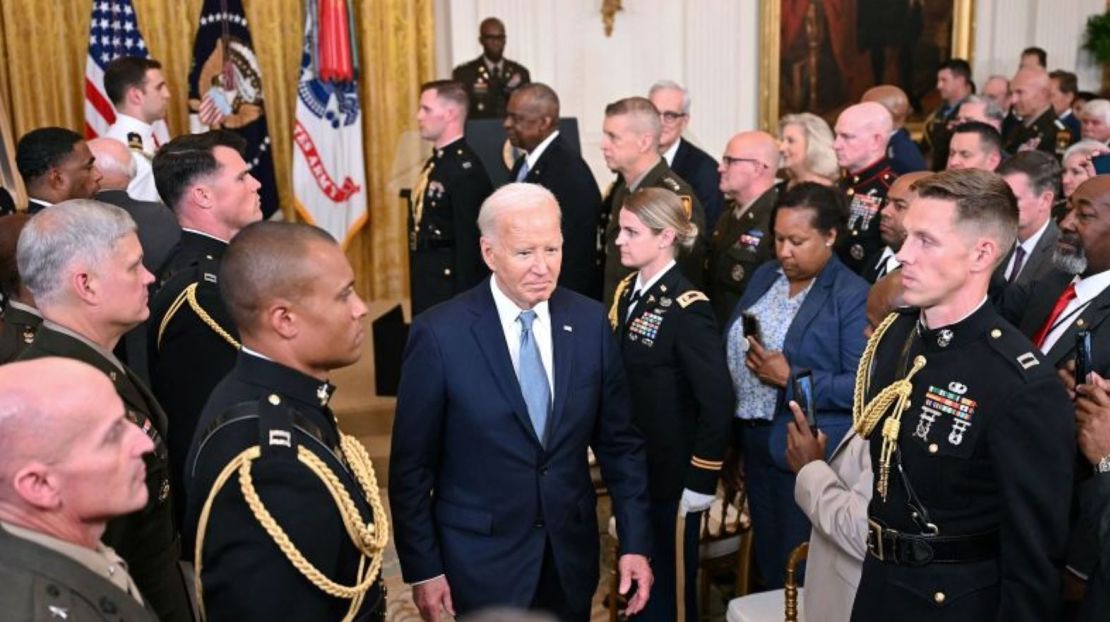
[17,199,137,307]
[649,79,691,113]
[477,183,561,239]
[1064,139,1107,162]
[1083,99,1110,125]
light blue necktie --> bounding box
[517,310,550,443]
[515,158,530,182]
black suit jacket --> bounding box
[510,134,602,298]
[26,198,50,215]
[96,190,181,276]
[993,220,1061,291]
[18,325,192,622]
[671,138,725,229]
[1078,473,1110,622]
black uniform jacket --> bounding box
[0,302,42,364]
[451,56,531,120]
[851,304,1074,622]
[611,264,733,501]
[837,157,897,275]
[706,185,779,326]
[409,137,494,316]
[184,352,384,621]
[601,159,707,307]
[1003,107,1072,156]
[0,525,159,622]
[18,324,192,622]
[510,133,603,298]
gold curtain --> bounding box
[0,0,434,300]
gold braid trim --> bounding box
[193,433,389,622]
[608,273,635,330]
[851,312,898,437]
[157,283,240,350]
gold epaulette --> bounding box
[676,290,708,308]
[690,456,723,471]
[608,273,636,330]
[680,195,692,218]
[158,282,240,350]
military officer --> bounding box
[452,18,531,120]
[610,188,733,621]
[0,213,40,364]
[850,170,1074,621]
[707,131,781,326]
[922,59,974,171]
[410,80,494,316]
[15,200,193,622]
[599,96,707,307]
[1004,66,1074,157]
[184,222,387,621]
[834,103,899,275]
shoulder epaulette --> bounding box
[676,290,708,308]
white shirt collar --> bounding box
[877,246,901,271]
[1019,218,1051,251]
[241,345,271,361]
[524,130,560,170]
[1074,268,1110,304]
[633,259,677,295]
[113,112,154,136]
[181,227,230,244]
[662,139,681,167]
[28,197,53,208]
[490,276,551,331]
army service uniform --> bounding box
[451,56,531,120]
[837,159,897,275]
[184,352,387,621]
[850,305,1074,621]
[706,185,779,326]
[1002,107,1073,158]
[0,301,42,364]
[408,137,494,316]
[610,264,734,621]
[601,159,707,307]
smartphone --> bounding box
[206,86,234,116]
[741,313,762,344]
[1076,330,1093,386]
[793,369,818,435]
[1093,153,1110,175]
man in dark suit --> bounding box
[390,183,653,621]
[410,80,494,315]
[184,222,386,621]
[505,83,602,298]
[649,80,725,228]
[600,97,706,306]
[1050,71,1082,149]
[15,127,102,214]
[146,131,263,524]
[452,17,530,120]
[15,200,192,622]
[1005,67,1073,157]
[1074,372,1110,622]
[862,85,927,174]
[0,358,159,622]
[993,151,1061,290]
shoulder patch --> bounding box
[677,290,708,308]
[1016,352,1039,370]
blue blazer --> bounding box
[887,127,928,174]
[389,280,652,613]
[726,255,869,471]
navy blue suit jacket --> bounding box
[726,256,869,470]
[389,280,651,613]
[887,128,927,174]
[672,138,725,229]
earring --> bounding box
[825,242,832,247]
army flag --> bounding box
[84,0,169,143]
[292,0,367,247]
[186,0,279,218]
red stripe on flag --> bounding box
[84,78,116,126]
[84,121,97,140]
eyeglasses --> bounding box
[480,34,506,41]
[721,155,767,168]
[659,111,688,123]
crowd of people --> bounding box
[1,14,1110,622]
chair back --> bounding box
[784,541,809,622]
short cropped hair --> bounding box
[604,96,662,143]
[16,200,137,307]
[951,121,1003,156]
[958,95,1006,126]
[911,169,1018,263]
[421,80,470,112]
[772,181,847,240]
[477,182,561,239]
[219,222,337,333]
[1022,47,1047,68]
[0,214,31,299]
[621,187,698,250]
[16,128,83,184]
[152,130,247,210]
[996,150,1062,201]
[648,80,691,113]
[103,56,162,107]
[1049,70,1078,97]
[515,82,560,118]
[939,58,973,83]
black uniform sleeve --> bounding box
[674,298,734,494]
[450,165,494,291]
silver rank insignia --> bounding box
[937,329,953,348]
[850,243,865,260]
[48,605,68,619]
[660,297,672,308]
[317,384,331,406]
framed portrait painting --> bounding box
[759,0,975,131]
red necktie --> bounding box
[1032,282,1077,348]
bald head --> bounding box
[87,137,136,191]
[1011,67,1052,119]
[719,131,779,203]
[834,102,893,172]
[861,85,910,128]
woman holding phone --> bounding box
[610,187,734,621]
[725,182,869,588]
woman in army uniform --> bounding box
[610,187,734,621]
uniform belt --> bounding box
[867,519,998,566]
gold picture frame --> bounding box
[759,0,975,133]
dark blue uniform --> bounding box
[837,158,897,275]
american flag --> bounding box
[84,0,168,141]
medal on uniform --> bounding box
[731,265,745,282]
[937,329,953,348]
[850,243,865,260]
[660,297,672,308]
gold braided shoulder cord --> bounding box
[157,283,241,350]
[608,274,635,330]
[193,433,389,622]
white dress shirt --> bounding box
[521,130,560,172]
[1040,269,1110,353]
[105,113,163,203]
[874,246,901,277]
[662,139,681,167]
[490,277,555,394]
[1003,218,1050,280]
[627,259,676,319]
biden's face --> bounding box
[481,203,563,310]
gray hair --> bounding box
[1082,99,1110,126]
[1063,138,1107,163]
[17,199,137,307]
[649,79,691,113]
[477,183,561,239]
[959,95,1006,126]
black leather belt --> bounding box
[867,519,999,566]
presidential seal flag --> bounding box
[292,0,367,247]
[84,0,169,143]
[187,0,279,218]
